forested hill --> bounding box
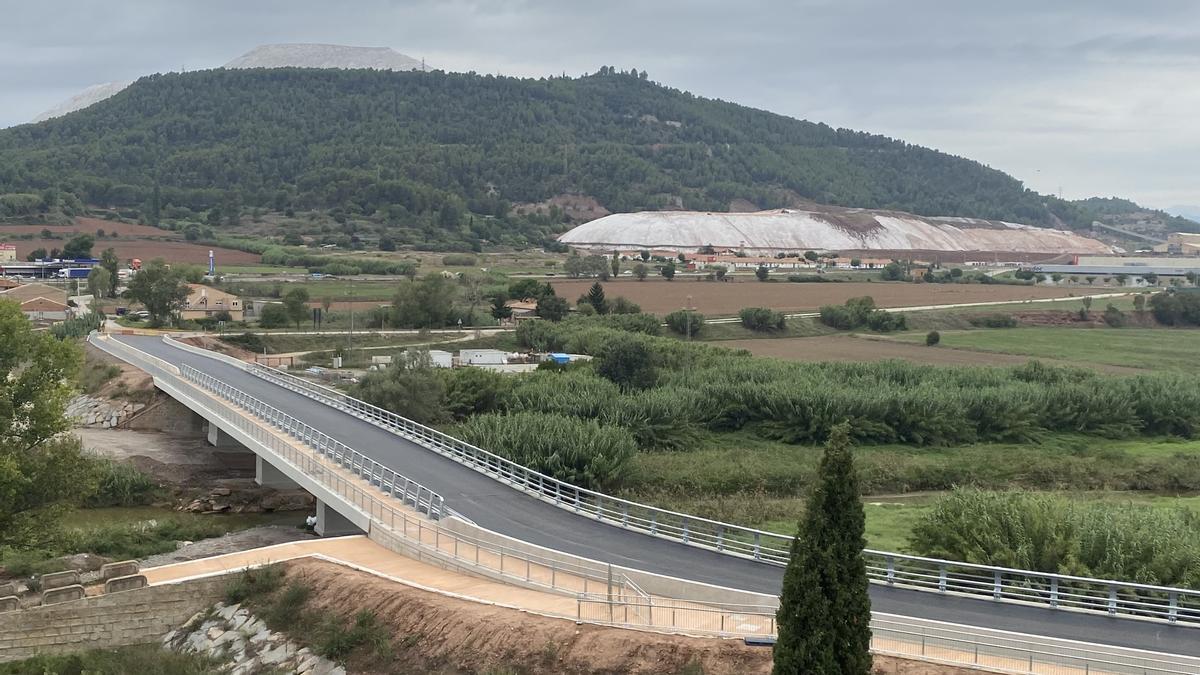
[0,67,1102,242]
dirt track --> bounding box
[550,279,1080,315]
[719,335,1144,374]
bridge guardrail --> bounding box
[243,361,1200,626]
[245,362,793,564]
[181,364,445,520]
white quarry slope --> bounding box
[224,43,424,71]
[558,208,1114,255]
[32,81,132,122]
[30,44,426,123]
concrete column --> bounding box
[255,455,299,489]
[316,500,362,537]
[206,424,246,449]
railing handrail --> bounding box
[178,363,645,593]
[179,363,446,520]
[245,362,793,554]
[243,361,1200,606]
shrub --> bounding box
[456,412,637,489]
[1102,304,1127,327]
[968,314,1018,328]
[664,309,704,336]
[1149,291,1200,326]
[786,274,835,283]
[739,307,786,331]
[258,303,289,328]
[595,334,657,390]
[925,330,940,346]
[818,296,905,332]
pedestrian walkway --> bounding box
[142,536,582,620]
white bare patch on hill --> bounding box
[558,207,1114,256]
[30,44,428,123]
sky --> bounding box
[2,0,1197,211]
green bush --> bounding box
[818,296,905,332]
[456,412,637,489]
[739,307,786,331]
[910,489,1200,587]
[786,274,836,283]
[0,645,224,675]
[664,309,704,336]
[1149,290,1200,326]
[925,330,940,346]
[968,314,1018,328]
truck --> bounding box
[56,267,92,279]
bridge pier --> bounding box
[255,456,300,489]
[316,500,362,537]
[206,424,245,449]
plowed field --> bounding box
[550,279,1082,315]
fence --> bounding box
[180,363,444,520]
[242,360,1200,627]
[244,362,794,563]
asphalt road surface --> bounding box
[116,335,1200,656]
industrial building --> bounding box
[1153,233,1200,256]
[1030,255,1200,279]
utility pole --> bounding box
[684,295,694,341]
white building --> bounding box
[428,350,453,368]
[458,349,507,366]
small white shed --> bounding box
[428,350,453,368]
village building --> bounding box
[181,284,244,320]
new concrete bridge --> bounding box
[96,334,1200,659]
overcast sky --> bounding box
[2,0,1197,210]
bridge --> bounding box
[90,333,1200,671]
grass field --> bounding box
[896,327,1200,373]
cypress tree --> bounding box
[585,282,608,314]
[773,422,872,674]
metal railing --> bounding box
[244,362,794,563]
[90,333,180,376]
[243,361,1200,626]
[180,364,445,520]
[173,360,652,604]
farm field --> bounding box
[894,327,1200,374]
[1,217,261,265]
[714,334,1145,373]
[549,279,1089,316]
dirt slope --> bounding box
[286,558,981,675]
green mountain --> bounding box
[0,67,1142,247]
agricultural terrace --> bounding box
[548,279,1092,316]
[347,314,1200,588]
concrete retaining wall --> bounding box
[0,576,227,662]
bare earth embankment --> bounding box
[282,558,984,675]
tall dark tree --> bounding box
[585,282,608,314]
[774,422,871,675]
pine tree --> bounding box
[773,422,872,674]
[585,282,608,314]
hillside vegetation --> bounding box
[0,67,1128,248]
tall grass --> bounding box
[911,489,1200,588]
[456,412,637,489]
